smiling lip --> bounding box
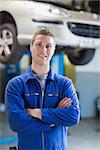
[38,54,47,58]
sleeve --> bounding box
[5,78,52,134]
[41,79,80,126]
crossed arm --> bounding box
[5,78,80,134]
[27,97,72,120]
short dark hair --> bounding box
[31,28,55,44]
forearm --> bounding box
[41,106,80,126]
[5,92,52,134]
[26,97,78,127]
[27,107,80,127]
[27,106,80,127]
[26,108,56,128]
[7,109,52,134]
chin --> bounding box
[37,62,45,66]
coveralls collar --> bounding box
[24,65,55,83]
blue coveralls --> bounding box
[5,67,80,150]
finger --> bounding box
[58,97,68,106]
[59,99,72,108]
[61,100,72,108]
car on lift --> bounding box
[0,0,100,65]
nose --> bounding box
[40,45,47,54]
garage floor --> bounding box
[68,118,100,150]
[0,112,100,150]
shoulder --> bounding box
[54,73,73,90]
[6,73,25,90]
[55,73,72,84]
[53,74,75,95]
[5,73,27,95]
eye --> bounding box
[46,44,52,49]
[35,42,42,48]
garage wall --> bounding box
[76,49,100,117]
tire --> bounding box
[0,23,25,64]
[67,49,95,65]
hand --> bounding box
[26,108,41,120]
[57,97,72,108]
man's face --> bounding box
[30,34,55,66]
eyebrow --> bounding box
[35,41,52,45]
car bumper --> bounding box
[17,19,100,49]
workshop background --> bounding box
[0,0,100,150]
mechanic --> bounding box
[5,28,80,150]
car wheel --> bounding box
[0,23,17,64]
[0,23,25,64]
[67,49,95,65]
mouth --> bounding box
[38,54,47,59]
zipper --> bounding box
[42,91,45,150]
[42,132,45,150]
[41,79,47,150]
[36,77,46,150]
[41,79,48,150]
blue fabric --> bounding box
[5,66,80,150]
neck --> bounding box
[31,62,50,75]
